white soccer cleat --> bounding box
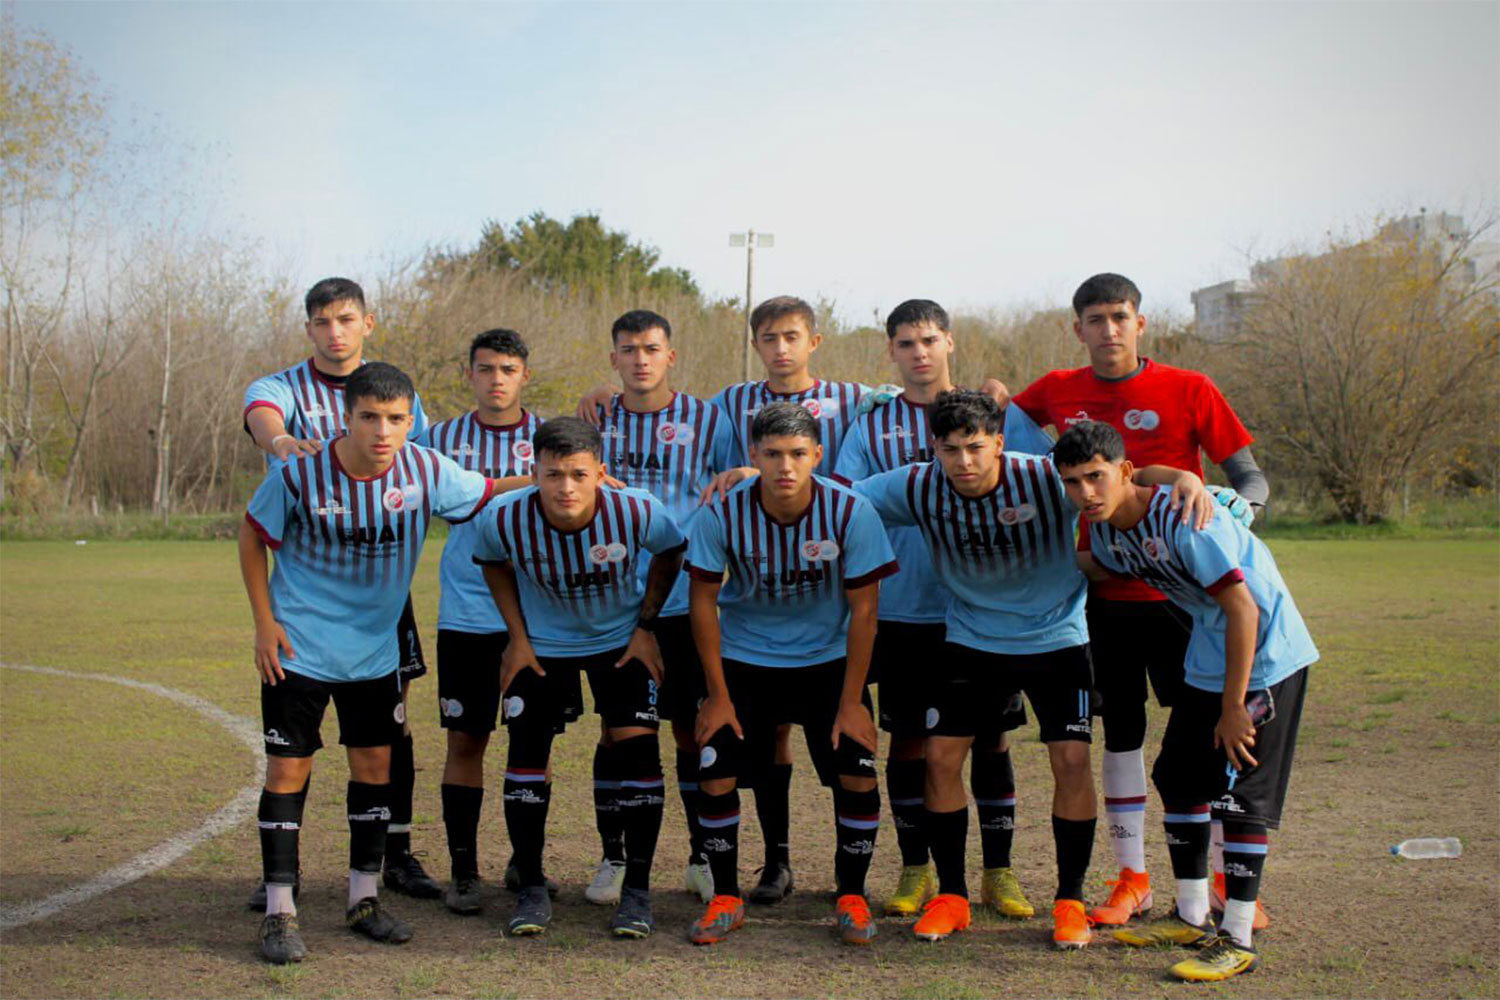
[584,859,626,905]
[685,861,714,904]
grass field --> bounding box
[1,538,1497,998]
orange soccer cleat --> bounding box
[1052,898,1094,949]
[1088,867,1153,926]
[913,893,972,942]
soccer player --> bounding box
[852,390,1215,948]
[835,299,1053,920]
[240,362,498,964]
[685,402,898,947]
[410,329,542,914]
[580,310,734,908]
[473,418,687,940]
[242,278,441,906]
[1003,273,1270,928]
[1055,420,1314,981]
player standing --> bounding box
[473,418,687,939]
[242,278,441,906]
[240,363,496,963]
[1055,420,1313,980]
[1004,273,1270,928]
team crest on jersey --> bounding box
[512,440,534,461]
[588,542,629,565]
[998,503,1037,526]
[383,483,423,512]
[1142,537,1169,561]
[1124,408,1161,431]
[657,423,695,446]
[800,539,841,561]
[802,398,839,419]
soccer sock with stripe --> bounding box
[441,782,484,881]
[502,731,554,888]
[676,748,707,864]
[924,807,970,898]
[1220,820,1269,947]
[886,757,929,867]
[833,786,881,896]
[258,787,304,915]
[385,733,415,862]
[614,735,665,892]
[347,780,391,905]
[1210,818,1226,876]
[971,749,1016,869]
[699,788,742,897]
[1102,749,1148,873]
[755,762,793,869]
[1162,801,1212,925]
[593,742,626,864]
[1051,815,1096,902]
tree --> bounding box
[1229,216,1499,523]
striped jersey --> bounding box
[837,394,1056,624]
[244,441,489,682]
[414,410,542,634]
[710,379,870,475]
[243,359,430,464]
[471,486,687,658]
[685,476,899,668]
[854,453,1088,655]
[1087,486,1318,692]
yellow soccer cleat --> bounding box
[1112,911,1215,948]
[980,866,1035,919]
[884,864,937,916]
[1168,932,1260,981]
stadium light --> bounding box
[729,229,774,382]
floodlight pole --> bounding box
[730,229,773,383]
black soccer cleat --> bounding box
[508,885,553,937]
[383,851,442,899]
[247,872,301,911]
[503,856,560,898]
[748,863,795,905]
[610,887,655,939]
[346,896,414,944]
[445,875,484,916]
[258,913,307,964]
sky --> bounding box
[16,0,1500,324]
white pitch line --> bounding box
[0,663,264,932]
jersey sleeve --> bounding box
[409,392,430,440]
[1010,375,1052,428]
[833,419,875,482]
[244,465,298,549]
[1172,514,1246,595]
[431,452,490,523]
[841,496,899,589]
[243,374,294,431]
[639,493,688,554]
[850,467,919,527]
[470,502,511,565]
[1192,375,1254,464]
[685,504,729,582]
[1003,404,1054,455]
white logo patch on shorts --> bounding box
[504,695,525,719]
[800,539,840,561]
[393,702,406,725]
[699,745,718,769]
[440,697,464,718]
[925,707,940,730]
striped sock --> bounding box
[1102,749,1148,873]
[833,787,881,896]
[699,789,741,897]
[1162,801,1212,925]
[1220,822,1269,947]
[886,758,929,867]
[972,749,1016,869]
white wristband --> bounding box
[270,434,293,449]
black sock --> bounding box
[676,748,706,864]
[347,781,392,878]
[385,733,415,861]
[593,743,626,864]
[755,762,793,868]
[833,786,880,897]
[441,783,484,880]
[886,758,929,867]
[1052,815,1096,901]
[699,788,741,898]
[503,732,554,887]
[1220,820,1269,902]
[925,807,970,898]
[1162,801,1212,880]
[614,735,665,892]
[259,788,304,887]
[972,749,1017,869]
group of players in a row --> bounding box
[238,274,1315,982]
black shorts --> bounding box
[1087,598,1190,716]
[397,594,428,682]
[436,629,508,734]
[927,642,1092,744]
[872,622,1027,740]
[699,658,878,788]
[261,668,404,757]
[500,646,660,735]
[1152,667,1309,829]
[656,615,707,728]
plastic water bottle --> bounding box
[1390,838,1462,859]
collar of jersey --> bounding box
[533,488,606,535]
[305,357,355,387]
[751,478,821,527]
[472,408,533,432]
[1089,358,1150,384]
[328,433,398,483]
[613,391,679,415]
[760,378,820,398]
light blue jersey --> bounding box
[414,411,541,633]
[243,359,429,468]
[685,475,899,668]
[471,486,687,658]
[1087,486,1319,692]
[710,379,870,475]
[854,454,1088,655]
[245,441,490,682]
[836,395,1054,624]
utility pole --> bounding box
[729,230,774,382]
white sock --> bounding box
[1175,877,1209,926]
[265,884,296,917]
[1210,819,1225,877]
[1221,898,1256,947]
[1102,749,1148,873]
[349,869,378,908]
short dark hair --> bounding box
[885,299,950,338]
[469,328,529,365]
[750,401,821,445]
[1053,420,1126,469]
[929,389,1004,439]
[750,295,816,337]
[611,309,672,343]
[1072,273,1141,316]
[305,277,366,318]
[343,362,414,412]
[533,416,603,462]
